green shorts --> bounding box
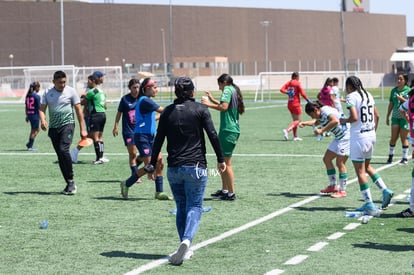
[219,131,240,157]
[391,117,409,131]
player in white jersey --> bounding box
[340,76,394,216]
[300,101,349,198]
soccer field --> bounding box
[0,99,413,274]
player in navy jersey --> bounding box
[113,78,142,180]
[120,77,171,200]
[25,81,41,151]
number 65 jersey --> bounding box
[345,90,376,138]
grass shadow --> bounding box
[100,250,166,260]
[396,228,414,234]
[267,192,317,198]
[3,191,61,196]
[294,206,347,212]
[94,196,150,201]
[87,180,122,184]
[352,241,414,252]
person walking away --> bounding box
[25,81,41,151]
[39,70,87,195]
[280,72,311,141]
[202,73,245,201]
[145,77,226,265]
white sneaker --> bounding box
[100,156,110,163]
[293,137,303,141]
[70,148,79,164]
[169,240,189,265]
[282,129,289,140]
[92,159,104,165]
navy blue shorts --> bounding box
[122,133,135,146]
[134,133,154,157]
[28,116,40,130]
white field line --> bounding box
[0,150,402,274]
[125,161,403,274]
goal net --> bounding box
[0,65,123,103]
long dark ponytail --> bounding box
[345,76,370,104]
[26,81,39,98]
[217,74,245,115]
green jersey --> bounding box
[219,85,240,134]
[389,85,410,119]
[85,87,106,113]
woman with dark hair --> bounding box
[113,78,142,181]
[299,100,349,198]
[25,81,41,150]
[202,73,244,201]
[120,77,171,200]
[280,72,310,141]
[317,77,335,107]
[341,76,394,216]
[146,76,226,265]
[385,72,410,164]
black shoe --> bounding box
[386,155,393,164]
[220,193,236,201]
[396,208,414,218]
[62,181,77,195]
[399,158,408,165]
[211,189,226,198]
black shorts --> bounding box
[89,112,106,132]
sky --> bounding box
[88,0,414,36]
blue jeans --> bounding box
[167,166,208,243]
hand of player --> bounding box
[217,162,226,173]
[41,120,48,131]
[112,127,118,137]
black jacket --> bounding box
[150,97,224,168]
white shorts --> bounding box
[350,135,376,162]
[327,137,350,156]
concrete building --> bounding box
[0,1,407,76]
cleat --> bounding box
[320,185,338,194]
[293,137,302,141]
[282,129,289,140]
[211,189,226,198]
[399,158,408,165]
[155,192,172,200]
[396,208,414,218]
[219,193,236,201]
[356,202,380,217]
[386,154,393,164]
[330,190,347,198]
[120,181,129,199]
[381,189,394,209]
